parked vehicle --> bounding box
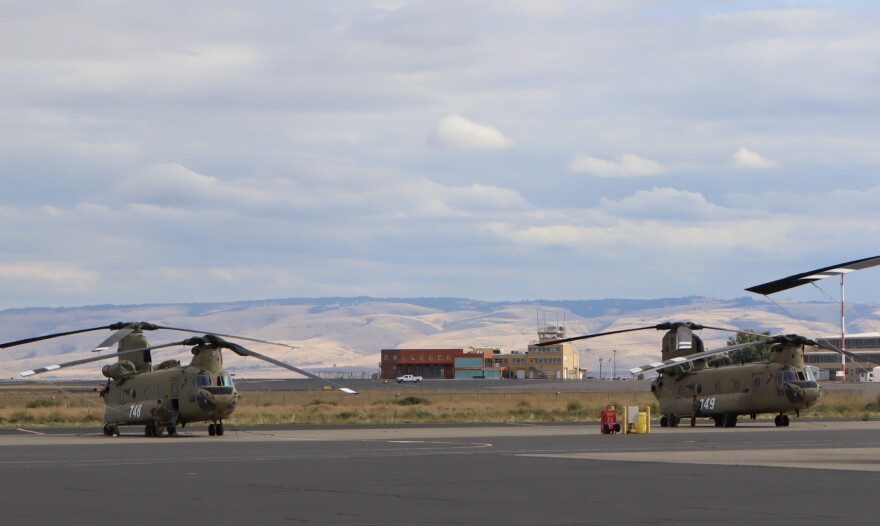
[396,374,422,383]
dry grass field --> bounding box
[1,384,879,427]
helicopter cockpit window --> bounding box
[797,371,806,381]
[783,369,799,382]
[218,372,234,387]
[805,368,817,382]
[195,371,212,388]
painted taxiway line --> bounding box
[522,447,880,472]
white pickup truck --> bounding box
[396,374,423,383]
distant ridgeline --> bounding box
[1,295,768,318]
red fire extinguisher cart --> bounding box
[600,404,621,434]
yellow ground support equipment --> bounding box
[623,405,651,434]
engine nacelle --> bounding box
[102,360,137,381]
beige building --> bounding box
[494,325,582,379]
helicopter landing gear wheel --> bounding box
[208,423,216,436]
[216,422,224,436]
[668,414,680,427]
[660,415,668,427]
[145,422,158,437]
[775,414,790,427]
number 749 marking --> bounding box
[698,397,716,411]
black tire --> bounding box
[782,414,790,427]
[660,415,668,427]
[208,423,216,436]
[775,414,783,427]
[216,423,224,436]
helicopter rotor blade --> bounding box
[91,327,135,352]
[535,321,740,347]
[1,325,114,349]
[20,340,188,377]
[153,326,299,350]
[221,340,357,394]
[627,340,767,376]
[533,325,662,346]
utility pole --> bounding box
[599,357,603,379]
[613,350,617,380]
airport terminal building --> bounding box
[380,325,583,380]
[805,333,880,381]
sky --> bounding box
[2,0,880,309]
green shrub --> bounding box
[397,396,427,406]
[26,398,60,409]
[9,411,34,423]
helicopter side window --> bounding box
[734,380,741,392]
[118,390,125,403]
[783,370,798,382]
[218,372,233,387]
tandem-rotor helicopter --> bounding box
[538,255,880,428]
[539,321,824,427]
[3,322,357,437]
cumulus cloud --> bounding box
[428,115,513,150]
[570,154,668,177]
[598,187,732,221]
[733,148,780,169]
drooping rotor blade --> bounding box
[1,325,113,349]
[627,340,771,376]
[814,338,880,368]
[675,324,694,352]
[221,340,358,394]
[535,321,739,347]
[91,327,135,352]
[20,340,188,377]
[533,325,662,346]
[153,325,299,350]
[628,334,818,376]
[746,255,880,295]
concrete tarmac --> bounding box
[1,420,879,525]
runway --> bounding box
[1,420,879,525]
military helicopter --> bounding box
[538,321,824,427]
[4,322,357,437]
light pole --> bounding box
[599,357,603,379]
[612,350,617,380]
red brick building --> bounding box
[380,348,495,379]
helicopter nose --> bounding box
[784,382,822,407]
[196,387,239,414]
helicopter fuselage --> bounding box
[651,341,822,426]
[100,335,239,435]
